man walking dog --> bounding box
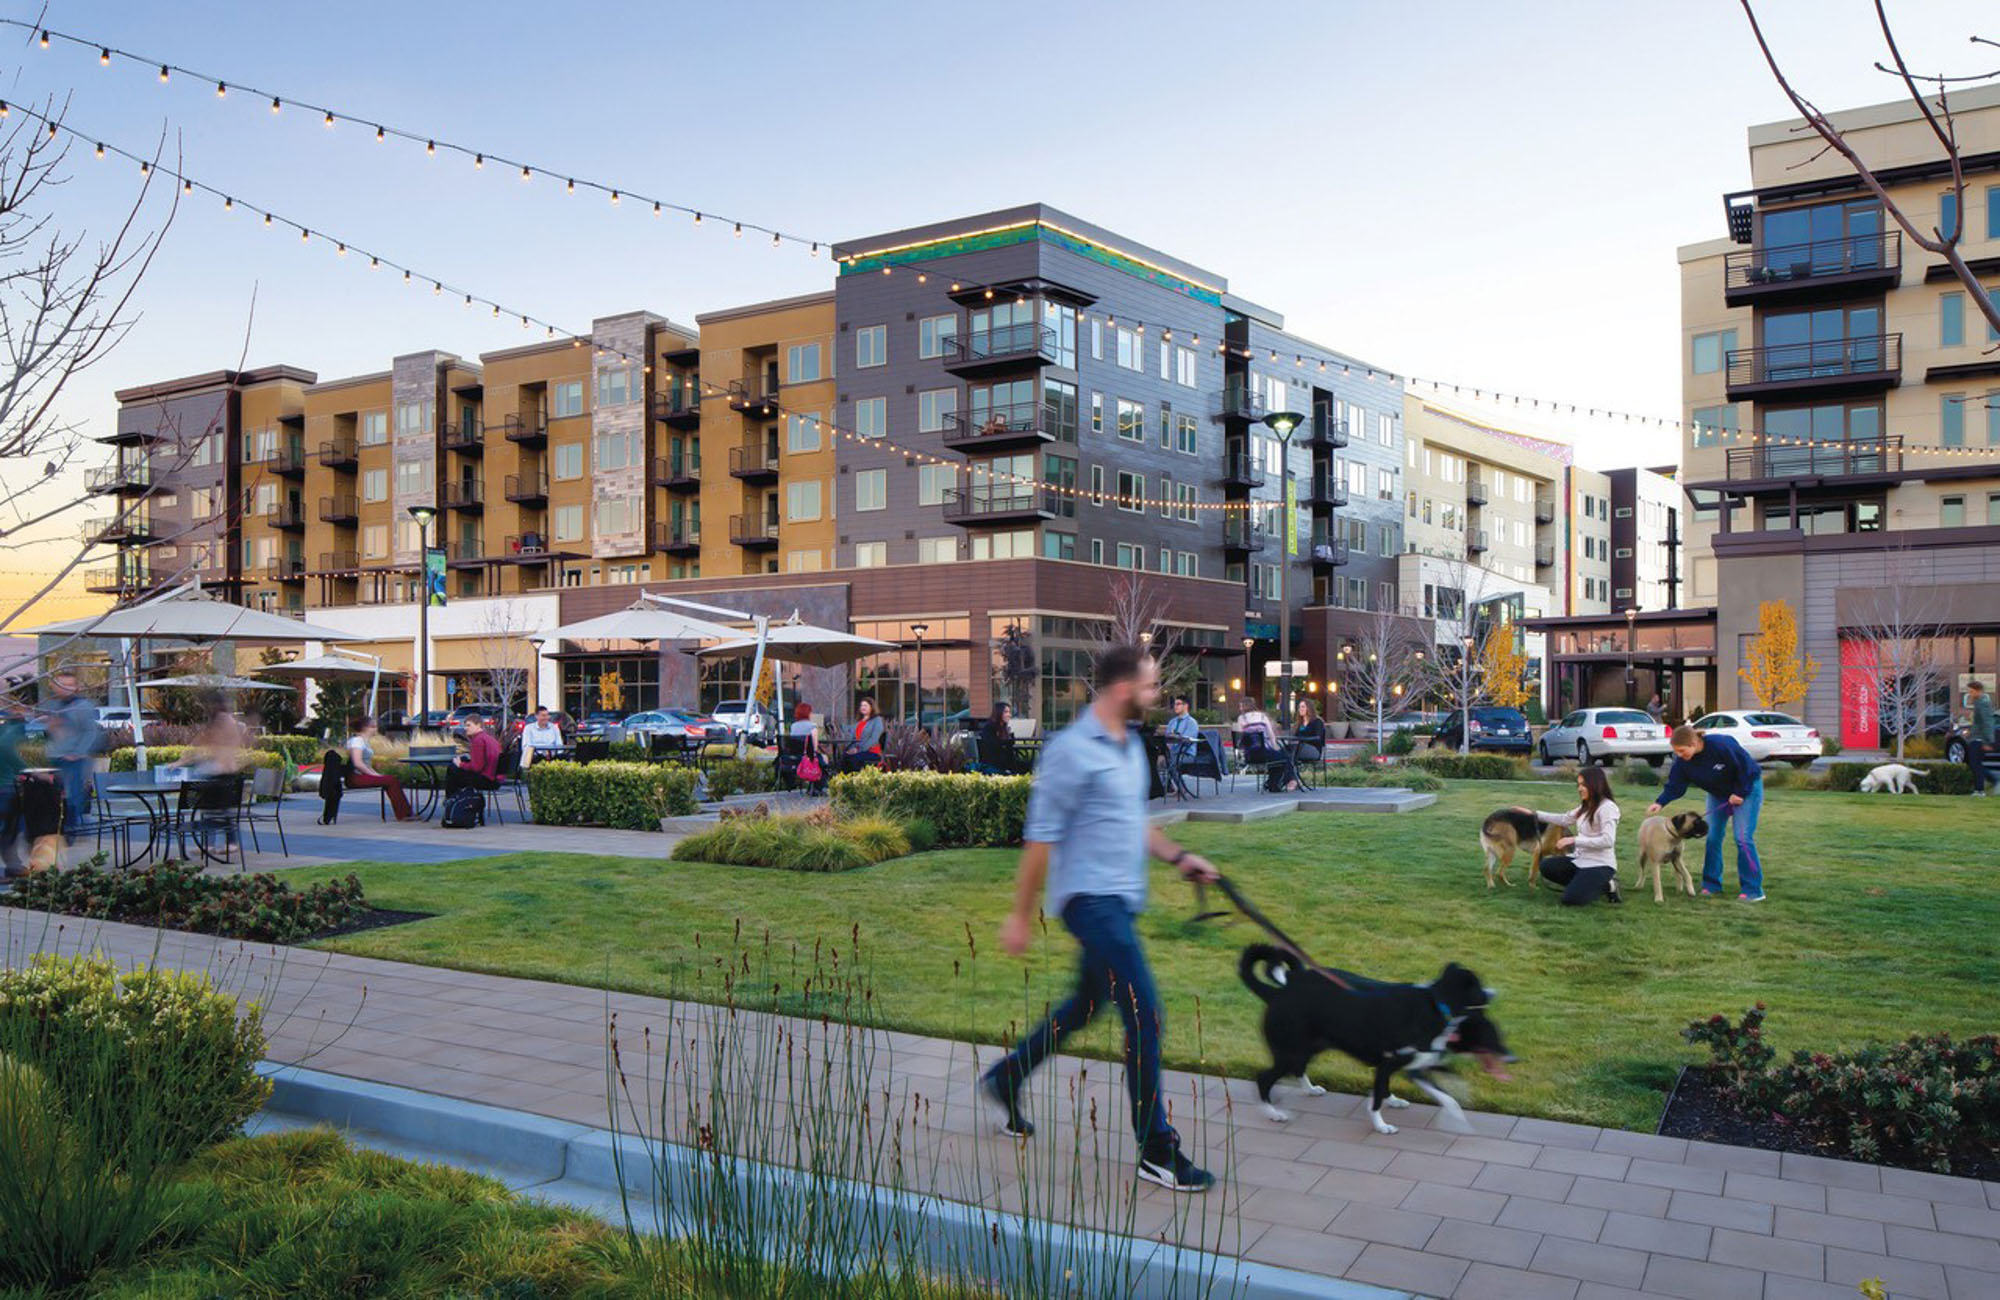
[1649,723,1765,902]
[982,644,1221,1193]
[1964,679,1995,797]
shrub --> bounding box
[1312,763,1445,793]
[107,746,286,775]
[606,739,649,763]
[901,816,939,853]
[671,811,908,872]
[526,760,698,828]
[1411,751,1534,781]
[841,815,912,863]
[705,756,778,800]
[1820,736,1843,757]
[1901,736,1945,761]
[1383,728,1417,757]
[2,861,369,944]
[1683,1003,1777,1092]
[253,734,323,765]
[830,769,1030,847]
[1616,760,1661,789]
[1824,760,1973,795]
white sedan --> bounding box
[1538,708,1672,766]
[1691,710,1824,766]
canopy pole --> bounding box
[123,637,148,772]
[743,614,770,758]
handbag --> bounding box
[796,750,823,784]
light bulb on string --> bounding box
[425,140,434,155]
[474,153,483,168]
[215,81,226,98]
[158,65,168,83]
[223,195,232,211]
[38,29,47,47]
[610,190,619,205]
[99,48,109,65]
[733,222,742,238]
[271,96,281,113]
[263,213,271,226]
[652,201,661,216]
[324,110,335,128]
[567,178,575,194]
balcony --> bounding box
[941,484,1059,526]
[84,565,151,593]
[447,538,486,567]
[318,437,359,470]
[314,550,361,574]
[86,463,151,495]
[266,557,307,583]
[442,419,484,455]
[273,443,308,478]
[1467,529,1490,554]
[497,415,548,448]
[1221,450,1263,491]
[1725,333,1901,402]
[1466,475,1489,506]
[730,514,780,548]
[1311,540,1351,568]
[503,472,548,505]
[1216,385,1266,422]
[727,382,781,420]
[273,501,307,531]
[650,455,700,492]
[1720,435,1902,484]
[653,390,702,429]
[1307,415,1349,450]
[318,494,359,525]
[83,515,155,546]
[1534,496,1556,525]
[652,521,702,555]
[1222,519,1266,554]
[729,443,780,482]
[504,534,552,565]
[1536,543,1556,568]
[942,401,1059,452]
[442,480,484,512]
[1723,231,1902,308]
[941,323,1060,377]
[1305,468,1349,509]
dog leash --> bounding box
[1192,873,1353,991]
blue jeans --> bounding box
[989,893,1177,1151]
[1701,781,1764,897]
[1969,740,1994,793]
[55,758,91,838]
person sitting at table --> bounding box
[1292,698,1327,767]
[840,695,884,773]
[188,703,247,778]
[519,706,565,767]
[446,715,502,796]
[1237,699,1303,793]
[345,715,414,820]
[979,702,1029,774]
[1164,695,1201,763]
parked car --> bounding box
[95,705,161,730]
[710,699,777,739]
[618,710,728,746]
[1538,708,1672,766]
[663,710,731,742]
[1432,707,1532,754]
[441,703,503,737]
[576,710,626,739]
[506,710,572,741]
[1690,710,1823,766]
[1943,723,2000,776]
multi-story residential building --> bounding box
[1605,466,1684,614]
[1676,81,2000,739]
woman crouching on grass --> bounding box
[1514,765,1622,907]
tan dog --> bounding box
[1479,808,1564,889]
[1633,812,1708,902]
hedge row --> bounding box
[1313,764,1446,793]
[1410,751,1536,781]
[830,769,1030,848]
[253,735,324,765]
[1824,760,1976,796]
[107,746,287,774]
[523,760,699,829]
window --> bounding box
[1941,495,1966,528]
[918,387,956,433]
[394,517,424,555]
[595,365,640,408]
[393,459,432,496]
[362,524,387,558]
[971,530,1035,561]
[394,400,433,437]
[918,314,956,360]
[1990,390,2000,446]
[359,410,388,446]
[1115,327,1143,371]
[786,549,824,573]
[1692,404,1740,447]
[1174,413,1198,455]
[786,412,822,453]
[554,506,584,541]
[853,397,885,440]
[1044,380,1079,443]
[552,382,585,419]
[1090,393,1103,435]
[1943,393,1967,447]
[1116,470,1144,512]
[1615,547,1634,559]
[553,442,584,480]
[1176,551,1198,578]
[1039,531,1073,560]
[1090,538,1105,566]
[595,430,641,472]
[1088,464,1106,506]
[1089,319,1102,360]
[853,541,887,568]
[1174,482,1196,522]
[917,464,953,506]
[1115,399,1144,442]
[594,498,636,537]
[855,469,886,511]
[1988,492,2000,526]
[1942,191,1960,242]
[855,325,886,369]
[1159,405,1171,449]
[362,469,387,502]
[1176,347,1198,388]
[916,536,956,564]
[1378,468,1395,501]
[1115,542,1143,570]
[1158,339,1170,380]
[1691,330,1736,375]
[786,344,822,384]
[786,480,822,521]
[1990,185,2000,240]
[1942,293,1966,348]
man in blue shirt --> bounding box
[983,646,1221,1193]
[1648,724,1765,902]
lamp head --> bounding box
[407,505,436,527]
[1261,410,1306,439]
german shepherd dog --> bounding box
[1240,946,1510,1135]
[1479,808,1563,889]
[1633,811,1708,902]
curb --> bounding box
[255,1063,1411,1300]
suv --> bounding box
[1433,707,1532,754]
[711,699,777,739]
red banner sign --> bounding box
[1839,638,1878,752]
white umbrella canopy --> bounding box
[25,584,362,643]
[254,652,383,682]
[695,621,895,669]
[540,601,740,646]
[140,674,295,692]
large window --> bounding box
[786,343,822,384]
[1691,329,1736,375]
[563,656,658,718]
[1043,380,1078,443]
[595,430,641,471]
[1759,199,1884,264]
[394,400,433,437]
[1174,413,1198,455]
[1761,305,1883,379]
[786,480,822,521]
[359,410,388,446]
[1115,326,1143,372]
[362,469,387,502]
[552,381,585,419]
[918,387,956,433]
[855,468,886,511]
[553,505,584,541]
[916,536,956,564]
[971,529,1035,560]
[854,541,886,567]
[854,397,885,440]
[595,365,640,408]
[553,442,584,480]
[918,314,956,360]
[1042,302,1076,369]
[393,459,433,496]
[594,498,637,536]
[1115,469,1144,513]
[917,464,953,506]
[362,524,387,558]
[855,325,886,369]
[1115,399,1144,443]
[786,412,822,453]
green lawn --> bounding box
[298,781,2000,1132]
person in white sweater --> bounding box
[1515,766,1624,907]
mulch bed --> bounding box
[1658,1066,2000,1182]
[302,908,434,942]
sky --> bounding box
[0,0,1988,628]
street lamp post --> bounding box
[408,505,436,728]
[1624,607,1638,707]
[1261,409,1306,722]
[910,622,929,733]
[1242,634,1256,709]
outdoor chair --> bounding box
[1176,731,1225,798]
[574,738,610,765]
[493,744,524,823]
[237,765,290,859]
[83,772,161,868]
[176,774,248,867]
[1231,730,1291,794]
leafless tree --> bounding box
[1335,602,1430,746]
[1848,548,1961,760]
[990,621,1037,716]
[1089,571,1200,705]
[1413,553,1510,753]
[473,601,536,733]
[1740,1,2000,336]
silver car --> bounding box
[1539,708,1672,766]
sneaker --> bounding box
[1700,889,1724,898]
[1738,892,1766,904]
[1138,1144,1215,1193]
[1606,889,1624,906]
[980,1070,1033,1139]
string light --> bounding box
[270,96,281,113]
[323,109,335,128]
[215,80,225,98]
[99,47,109,65]
[157,64,168,83]
[377,124,386,141]
[38,29,47,47]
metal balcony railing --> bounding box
[1723,231,1900,295]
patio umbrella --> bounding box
[139,674,296,692]
[695,620,896,669]
[540,600,740,646]
[255,651,386,715]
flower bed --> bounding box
[1,862,373,944]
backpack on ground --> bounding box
[440,788,485,829]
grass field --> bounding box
[300,781,2000,1132]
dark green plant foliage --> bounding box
[829,771,1029,847]
[1410,752,1535,781]
[525,760,699,828]
[2,862,368,944]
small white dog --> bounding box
[1858,763,1926,794]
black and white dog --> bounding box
[1239,945,1510,1135]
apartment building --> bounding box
[1677,81,2000,735]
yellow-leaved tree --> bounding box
[597,669,624,714]
[1738,600,1819,710]
[1479,619,1534,710]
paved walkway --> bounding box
[4,912,1992,1300]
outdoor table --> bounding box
[399,752,458,821]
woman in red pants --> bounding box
[345,716,414,820]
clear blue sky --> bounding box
[1,0,1987,609]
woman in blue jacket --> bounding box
[1648,724,1765,902]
